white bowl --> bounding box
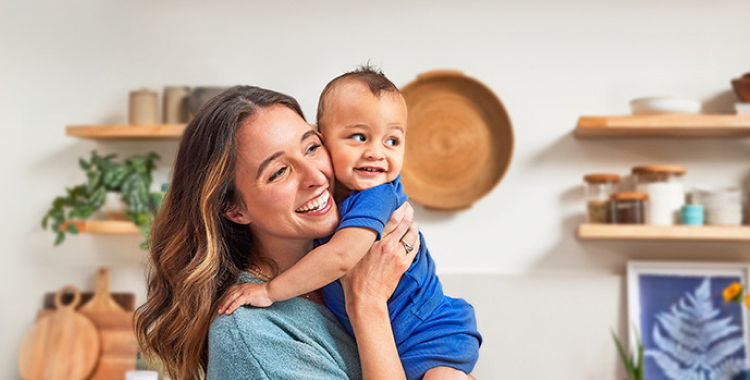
[630,97,702,115]
[735,102,750,115]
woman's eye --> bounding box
[307,143,322,154]
[268,167,287,182]
[350,134,366,142]
[385,137,400,147]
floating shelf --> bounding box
[66,124,186,139]
[577,224,750,242]
[575,115,750,138]
[61,220,140,235]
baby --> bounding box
[219,67,481,380]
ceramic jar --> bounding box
[632,165,686,225]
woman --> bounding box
[135,85,420,379]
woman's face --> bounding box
[228,105,339,244]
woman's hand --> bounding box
[340,201,420,380]
[340,201,420,308]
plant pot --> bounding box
[101,191,128,220]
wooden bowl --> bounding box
[732,73,750,102]
[400,70,514,211]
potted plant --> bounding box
[42,150,162,249]
[611,326,645,380]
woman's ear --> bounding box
[222,205,251,225]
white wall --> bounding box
[2,0,749,378]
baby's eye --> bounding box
[349,133,366,142]
[268,167,287,182]
[385,137,400,147]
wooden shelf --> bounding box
[575,115,750,138]
[577,224,750,242]
[66,124,186,139]
[62,220,140,235]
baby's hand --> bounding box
[218,282,273,314]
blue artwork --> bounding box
[639,274,748,380]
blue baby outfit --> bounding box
[321,175,482,379]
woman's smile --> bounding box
[295,190,332,214]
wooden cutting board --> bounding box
[43,291,135,311]
[79,268,139,380]
[19,286,101,380]
[36,269,139,380]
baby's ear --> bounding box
[222,205,251,225]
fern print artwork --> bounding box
[639,275,748,380]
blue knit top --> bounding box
[207,272,362,379]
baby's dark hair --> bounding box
[316,64,400,127]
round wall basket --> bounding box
[400,70,514,211]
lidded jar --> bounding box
[610,192,648,224]
[583,174,621,223]
[632,165,686,225]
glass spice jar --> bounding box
[583,174,621,223]
[610,192,648,224]
[632,165,686,225]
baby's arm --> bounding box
[219,227,377,314]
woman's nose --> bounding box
[299,160,329,188]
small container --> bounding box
[129,89,159,125]
[126,371,159,380]
[610,192,648,224]
[681,193,704,225]
[163,86,191,123]
[694,186,743,225]
[101,191,128,220]
[583,173,621,223]
[632,165,686,225]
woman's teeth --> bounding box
[296,191,330,213]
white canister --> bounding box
[125,370,159,380]
[632,165,686,225]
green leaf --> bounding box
[611,330,637,380]
[86,170,100,192]
[54,232,65,246]
[89,186,106,209]
[66,223,79,234]
[633,325,644,380]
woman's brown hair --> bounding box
[135,85,305,379]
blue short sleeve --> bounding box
[336,176,408,239]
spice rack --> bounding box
[575,114,750,242]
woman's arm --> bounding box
[341,202,421,380]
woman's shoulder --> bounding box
[207,283,362,379]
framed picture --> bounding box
[627,261,750,380]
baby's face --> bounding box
[319,81,407,191]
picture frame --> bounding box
[627,261,750,380]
